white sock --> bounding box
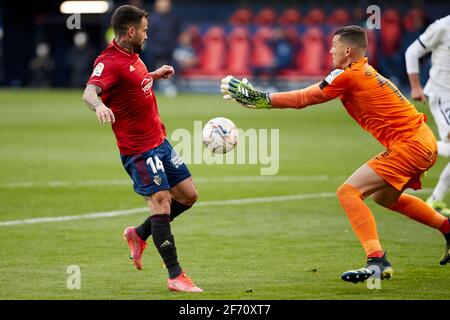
[432,162,450,201]
[437,141,450,158]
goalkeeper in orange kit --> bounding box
[220,25,450,283]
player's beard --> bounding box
[133,39,145,54]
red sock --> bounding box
[440,218,450,234]
[367,250,384,258]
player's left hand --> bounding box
[151,65,175,80]
[220,75,272,109]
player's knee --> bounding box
[336,184,348,205]
[156,200,171,214]
[336,184,361,204]
[182,189,198,206]
[336,184,349,200]
[151,193,172,214]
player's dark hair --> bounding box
[334,25,368,48]
[111,5,148,37]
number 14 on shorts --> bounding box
[146,156,165,173]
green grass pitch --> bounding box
[0,89,449,299]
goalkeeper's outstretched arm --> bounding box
[220,76,332,109]
[269,83,332,109]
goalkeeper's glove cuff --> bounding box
[253,92,272,109]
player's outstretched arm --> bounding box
[151,65,175,80]
[220,75,331,109]
[82,84,115,124]
[270,83,332,109]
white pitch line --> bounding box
[2,173,443,189]
[0,192,336,227]
[0,208,148,227]
[0,188,433,227]
[0,175,329,189]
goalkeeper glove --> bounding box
[220,75,272,109]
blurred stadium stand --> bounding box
[0,0,448,93]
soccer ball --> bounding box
[202,117,238,153]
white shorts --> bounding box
[428,95,450,142]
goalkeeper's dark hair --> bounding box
[111,5,148,37]
[334,25,368,49]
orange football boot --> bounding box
[123,226,147,270]
[167,271,203,293]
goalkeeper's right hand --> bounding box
[220,75,272,109]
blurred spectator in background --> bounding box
[252,27,295,90]
[173,28,198,71]
[270,28,295,72]
[145,0,180,69]
[377,8,403,84]
[6,2,449,91]
[66,31,95,88]
[144,0,180,96]
[29,42,54,87]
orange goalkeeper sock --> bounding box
[337,184,383,258]
[389,194,450,233]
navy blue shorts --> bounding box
[121,139,191,196]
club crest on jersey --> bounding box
[92,63,104,77]
[141,77,153,93]
[153,175,162,186]
[325,69,344,84]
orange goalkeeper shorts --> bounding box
[367,124,438,191]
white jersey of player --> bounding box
[406,15,450,97]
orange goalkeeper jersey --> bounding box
[319,57,425,148]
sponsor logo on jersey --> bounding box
[141,77,153,93]
[92,63,104,77]
[170,155,184,168]
[324,69,344,84]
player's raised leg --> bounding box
[374,190,450,266]
[145,191,202,293]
